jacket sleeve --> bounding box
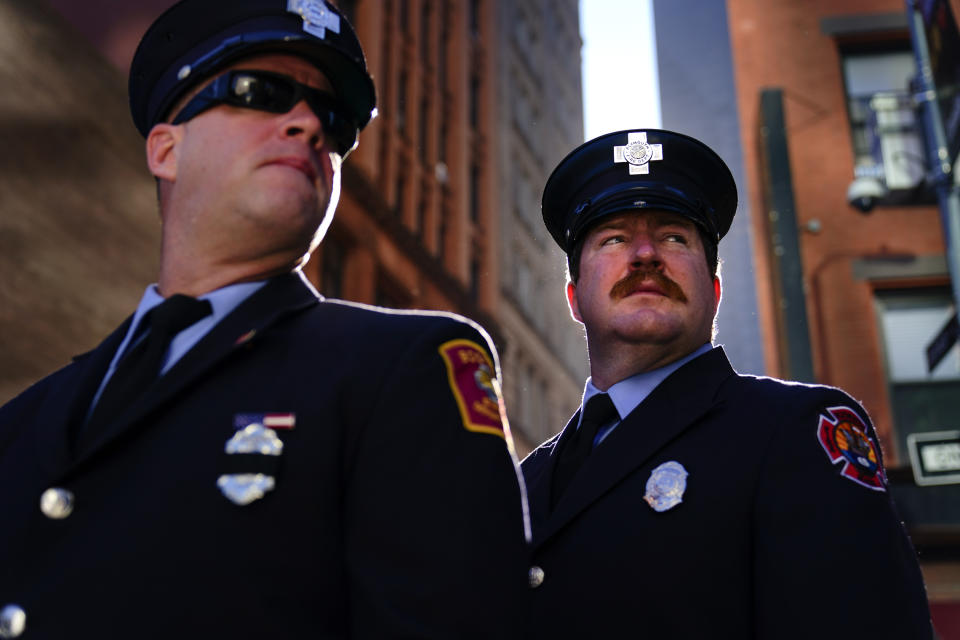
[342,317,529,639]
[752,388,933,639]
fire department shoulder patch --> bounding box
[438,339,504,438]
[817,405,886,491]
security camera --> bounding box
[846,176,887,213]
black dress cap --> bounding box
[129,0,376,137]
[542,129,737,254]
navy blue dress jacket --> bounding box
[522,347,931,639]
[0,272,529,639]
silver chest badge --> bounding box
[613,131,663,175]
[644,460,688,512]
[218,423,284,506]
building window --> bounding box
[420,1,431,63]
[875,286,960,461]
[469,0,480,37]
[514,169,539,231]
[515,254,533,307]
[416,192,427,237]
[878,288,959,382]
[511,78,539,146]
[438,123,447,164]
[418,97,429,157]
[398,0,409,33]
[397,71,408,135]
[470,254,481,302]
[513,6,537,59]
[469,163,480,221]
[438,1,448,93]
[394,170,406,218]
[469,73,480,129]
[841,47,926,194]
[437,207,447,261]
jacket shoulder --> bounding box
[312,299,499,357]
[724,373,868,416]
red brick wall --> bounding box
[727,0,946,463]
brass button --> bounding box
[40,487,74,519]
[0,604,26,638]
[528,565,545,588]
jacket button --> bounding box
[40,487,74,519]
[528,565,545,588]
[0,604,26,638]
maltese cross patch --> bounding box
[817,405,886,491]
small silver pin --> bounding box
[644,460,688,512]
[217,474,276,506]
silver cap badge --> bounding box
[613,132,663,175]
[644,460,688,512]
[288,0,341,39]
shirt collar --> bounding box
[119,280,266,357]
[581,343,715,424]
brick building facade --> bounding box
[654,0,960,633]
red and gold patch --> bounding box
[438,339,504,437]
[817,405,886,491]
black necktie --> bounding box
[552,393,618,509]
[83,294,212,439]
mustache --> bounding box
[609,268,687,302]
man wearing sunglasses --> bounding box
[0,1,528,638]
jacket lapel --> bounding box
[27,317,131,477]
[68,272,320,471]
[526,413,577,534]
[534,347,736,546]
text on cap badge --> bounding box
[613,132,663,175]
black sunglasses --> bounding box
[171,69,359,157]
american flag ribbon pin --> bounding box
[233,412,296,430]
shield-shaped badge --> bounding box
[644,460,688,512]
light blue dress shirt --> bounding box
[579,343,715,447]
[87,280,265,416]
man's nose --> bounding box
[629,233,661,266]
[281,99,325,149]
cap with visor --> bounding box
[129,0,376,140]
[542,129,737,255]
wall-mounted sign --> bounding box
[908,430,960,485]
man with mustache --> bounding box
[521,129,932,638]
[0,1,529,637]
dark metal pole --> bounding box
[906,0,960,316]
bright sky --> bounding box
[580,0,661,140]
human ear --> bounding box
[566,281,583,323]
[145,123,181,182]
[712,276,721,311]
